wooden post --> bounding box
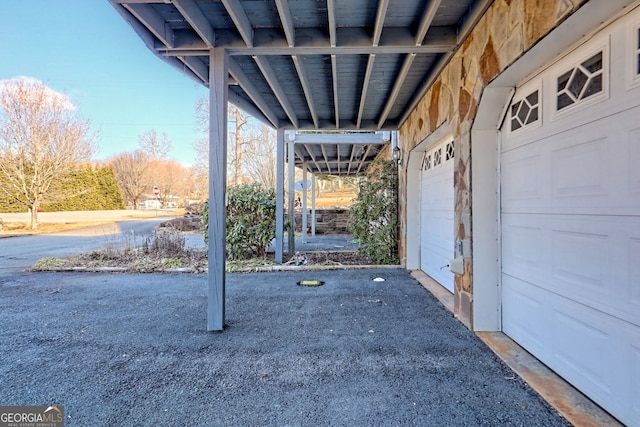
[207,48,228,332]
[287,132,295,256]
[275,129,285,263]
[302,162,308,244]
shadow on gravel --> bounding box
[0,269,570,426]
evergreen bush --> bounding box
[201,183,276,260]
[349,159,399,264]
[41,164,125,211]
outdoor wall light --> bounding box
[392,145,402,165]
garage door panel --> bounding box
[422,243,454,288]
[502,276,548,353]
[503,214,640,326]
[421,172,454,210]
[500,152,542,205]
[503,276,640,415]
[552,308,611,394]
[504,107,640,216]
[551,228,609,293]
[546,295,640,420]
[632,237,640,305]
[551,136,608,199]
[632,344,640,418]
[631,128,640,195]
[421,212,453,244]
[422,228,453,260]
[501,219,544,278]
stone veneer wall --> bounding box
[292,209,351,234]
[398,0,588,328]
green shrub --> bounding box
[349,159,399,264]
[0,164,125,212]
[201,183,276,260]
[42,164,125,211]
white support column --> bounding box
[287,133,295,256]
[275,129,285,263]
[311,173,316,236]
[302,162,308,244]
[207,48,228,332]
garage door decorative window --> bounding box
[557,51,604,110]
[445,141,454,161]
[433,148,442,166]
[421,152,431,171]
[510,89,540,131]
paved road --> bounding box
[0,218,170,274]
[0,209,180,224]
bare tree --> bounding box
[147,159,189,207]
[229,105,248,185]
[193,96,210,198]
[0,77,95,228]
[182,165,205,206]
[110,150,151,209]
[138,129,172,160]
[193,96,273,190]
[244,123,277,188]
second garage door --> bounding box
[420,139,455,293]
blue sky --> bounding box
[0,1,209,165]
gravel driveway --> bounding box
[0,269,570,426]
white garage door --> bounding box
[420,139,455,293]
[500,8,640,426]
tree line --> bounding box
[0,77,281,229]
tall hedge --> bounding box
[0,164,125,213]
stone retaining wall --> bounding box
[291,209,351,234]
